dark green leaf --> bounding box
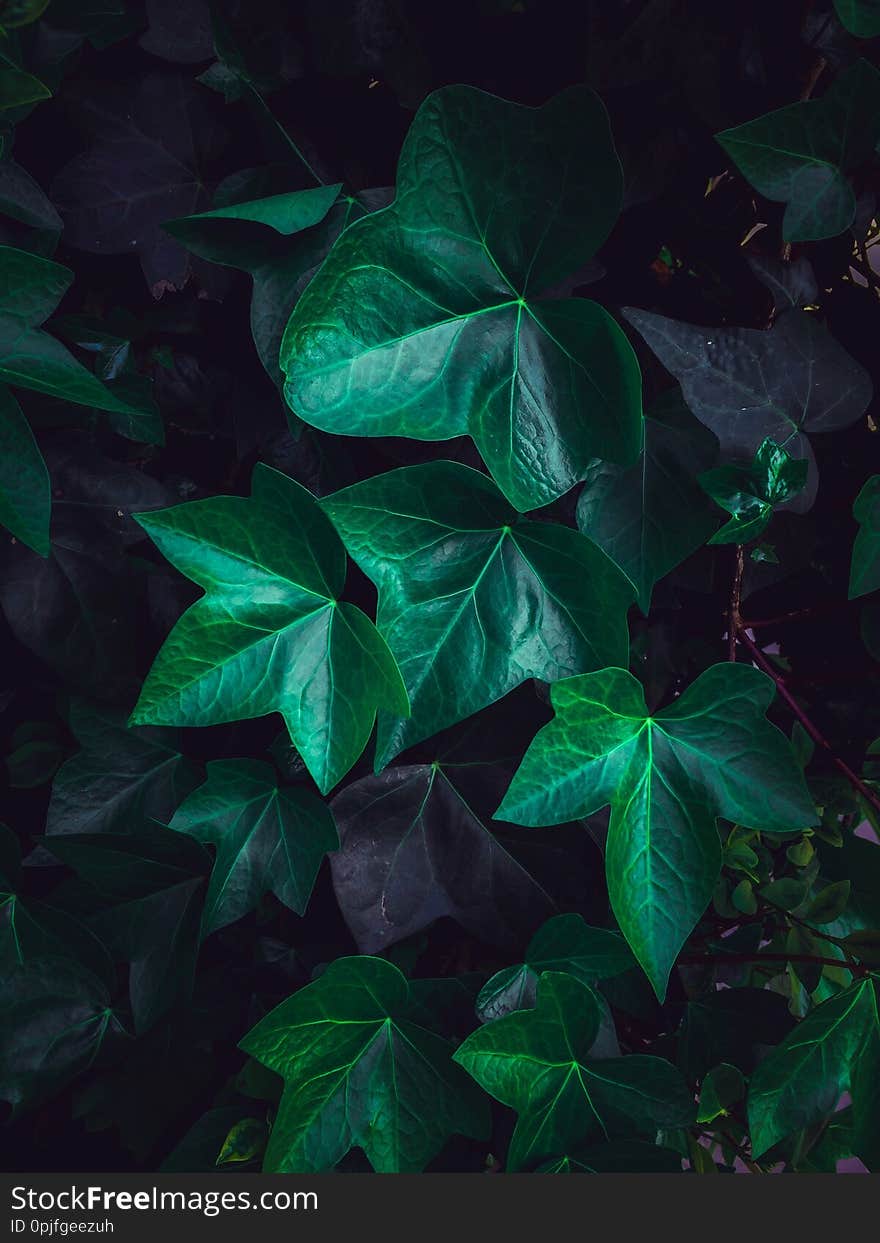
[716,59,880,240]
[46,699,199,838]
[169,758,338,935]
[576,393,719,612]
[0,382,49,555]
[240,955,490,1172]
[849,475,880,599]
[537,1140,683,1173]
[129,463,409,794]
[323,461,633,766]
[803,879,851,925]
[833,2,880,40]
[476,913,635,1024]
[696,1063,745,1124]
[496,664,816,998]
[282,84,643,511]
[454,972,694,1171]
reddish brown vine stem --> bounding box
[734,625,880,819]
[728,544,744,662]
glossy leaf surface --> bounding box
[170,758,339,935]
[240,956,490,1172]
[699,437,808,544]
[454,972,694,1171]
[323,461,634,766]
[282,85,643,511]
[496,664,816,997]
[130,464,409,794]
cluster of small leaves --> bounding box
[2,0,880,1178]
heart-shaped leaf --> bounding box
[496,663,817,998]
[130,463,409,794]
[282,84,643,511]
[239,955,490,1172]
[699,437,808,544]
[323,461,634,768]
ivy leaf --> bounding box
[849,475,880,599]
[699,437,808,545]
[46,699,199,838]
[0,66,50,110]
[748,977,880,1167]
[833,0,880,37]
[0,244,154,413]
[496,664,816,999]
[476,913,635,1024]
[623,306,872,508]
[129,463,409,795]
[716,59,880,241]
[576,392,719,613]
[163,183,345,385]
[282,84,643,512]
[0,956,126,1113]
[329,763,554,955]
[453,972,694,1171]
[322,461,634,768]
[169,758,339,936]
[696,1063,745,1124]
[239,955,490,1172]
[0,382,49,555]
[746,253,818,313]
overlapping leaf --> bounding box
[623,305,872,509]
[716,59,880,240]
[576,393,719,612]
[329,763,554,954]
[0,382,49,555]
[476,913,635,1023]
[454,972,694,1171]
[282,84,643,511]
[130,463,408,794]
[748,977,880,1168]
[323,461,634,767]
[169,758,338,935]
[699,437,808,544]
[496,663,816,998]
[239,956,490,1172]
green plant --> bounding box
[3,0,880,1178]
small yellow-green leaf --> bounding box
[216,1117,268,1166]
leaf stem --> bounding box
[244,81,326,187]
[728,544,744,661]
[734,626,880,819]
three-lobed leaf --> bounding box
[169,758,339,935]
[454,972,694,1171]
[496,663,816,999]
[282,84,643,511]
[239,955,490,1172]
[129,463,409,794]
[323,461,634,767]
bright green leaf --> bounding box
[496,664,816,999]
[282,84,643,512]
[454,972,694,1171]
[700,437,808,544]
[323,461,633,767]
[129,464,409,794]
[239,955,490,1172]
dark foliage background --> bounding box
[2,0,879,1174]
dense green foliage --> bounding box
[3,0,880,1177]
